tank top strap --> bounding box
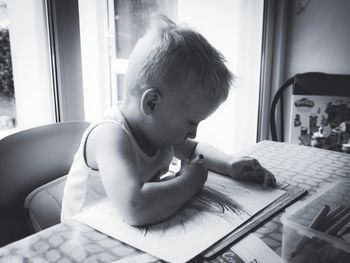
[104,105,161,163]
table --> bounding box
[1,141,349,262]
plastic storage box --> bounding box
[281,180,350,263]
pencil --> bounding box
[326,211,350,236]
[324,205,344,222]
[337,222,350,237]
[310,205,330,230]
[323,206,350,230]
[293,205,330,255]
[190,154,204,164]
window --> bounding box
[79,0,264,154]
[0,0,55,139]
[0,1,15,135]
[110,0,176,101]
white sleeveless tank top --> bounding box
[61,106,174,221]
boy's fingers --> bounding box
[241,156,260,169]
[190,154,204,164]
[249,165,276,187]
[235,160,276,187]
[242,169,264,183]
[263,169,276,187]
[267,169,277,186]
[181,159,190,167]
[263,176,270,187]
[251,159,260,169]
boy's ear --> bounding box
[140,88,162,115]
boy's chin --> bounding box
[154,142,173,149]
[174,139,187,146]
[157,138,186,148]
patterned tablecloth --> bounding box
[0,141,349,262]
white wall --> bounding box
[280,0,350,140]
[285,0,350,76]
[178,0,264,154]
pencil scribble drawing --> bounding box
[74,170,285,263]
[139,174,251,236]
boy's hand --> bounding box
[227,156,276,187]
[177,156,208,190]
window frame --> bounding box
[0,0,56,139]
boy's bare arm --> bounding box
[92,125,207,226]
[175,140,276,187]
[195,142,276,186]
[173,139,198,160]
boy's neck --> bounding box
[119,105,157,157]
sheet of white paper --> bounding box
[231,234,282,263]
[75,171,284,263]
[110,234,283,263]
[112,253,158,263]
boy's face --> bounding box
[148,89,221,148]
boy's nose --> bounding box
[187,127,197,139]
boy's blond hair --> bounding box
[125,14,234,102]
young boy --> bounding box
[61,14,276,226]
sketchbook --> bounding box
[74,171,286,263]
[201,183,307,258]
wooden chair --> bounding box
[269,72,350,150]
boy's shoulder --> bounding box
[88,121,133,154]
[85,121,134,170]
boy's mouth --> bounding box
[174,138,187,146]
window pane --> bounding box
[116,73,125,99]
[0,0,55,138]
[114,0,177,59]
[0,1,16,131]
[110,0,177,102]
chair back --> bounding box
[270,72,350,142]
[0,121,90,208]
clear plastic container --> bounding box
[281,180,350,263]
